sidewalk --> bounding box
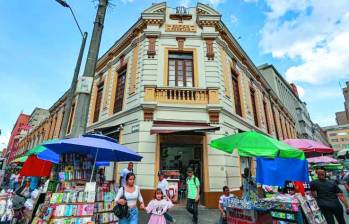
[139,205,220,224]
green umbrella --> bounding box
[313,163,344,171]
[25,139,59,156]
[11,156,28,163]
[210,131,305,159]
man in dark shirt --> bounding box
[310,169,349,224]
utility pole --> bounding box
[70,0,108,137]
[59,32,87,138]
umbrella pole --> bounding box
[90,148,99,182]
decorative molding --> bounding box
[144,108,154,121]
[209,111,219,124]
[205,38,215,60]
[147,36,157,58]
[176,37,186,51]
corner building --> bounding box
[87,3,297,208]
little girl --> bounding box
[145,188,174,224]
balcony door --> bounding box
[168,52,193,87]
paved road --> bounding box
[139,205,220,224]
[139,187,349,224]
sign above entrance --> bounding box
[165,24,196,33]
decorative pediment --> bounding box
[196,3,221,16]
[196,3,221,27]
[143,2,166,14]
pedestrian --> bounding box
[241,168,257,201]
[186,167,200,224]
[157,171,176,223]
[119,162,134,188]
[218,186,234,224]
[115,172,144,224]
[310,169,349,224]
[144,188,174,224]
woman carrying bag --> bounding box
[114,173,144,224]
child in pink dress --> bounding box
[145,188,174,224]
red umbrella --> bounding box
[283,139,334,154]
[19,155,52,177]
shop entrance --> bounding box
[159,134,204,206]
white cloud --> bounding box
[0,132,10,149]
[295,85,305,97]
[243,0,258,3]
[230,14,238,24]
[179,0,191,7]
[260,0,349,85]
[208,0,226,5]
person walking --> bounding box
[119,162,133,188]
[310,169,349,224]
[218,186,234,224]
[157,171,176,223]
[115,172,144,224]
[144,188,174,224]
[186,167,200,224]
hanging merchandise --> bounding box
[0,193,13,223]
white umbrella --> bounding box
[337,148,349,156]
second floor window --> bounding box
[250,87,258,127]
[66,101,76,134]
[263,100,271,134]
[113,67,127,114]
[94,82,104,123]
[272,107,280,139]
[168,52,193,87]
[232,70,242,116]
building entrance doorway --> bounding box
[159,134,204,206]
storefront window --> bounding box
[168,52,193,87]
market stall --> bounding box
[210,131,326,224]
[26,134,142,224]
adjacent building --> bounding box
[335,81,349,125]
[258,64,327,144]
[3,113,30,161]
[85,3,297,207]
[323,124,349,151]
[16,92,70,158]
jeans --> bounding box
[320,206,346,224]
[164,212,174,222]
[186,199,198,223]
[219,211,227,224]
[119,207,138,224]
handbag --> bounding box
[113,187,130,219]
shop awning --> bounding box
[150,121,219,134]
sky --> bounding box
[1,0,349,148]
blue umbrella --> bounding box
[41,134,142,181]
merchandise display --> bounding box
[56,154,93,181]
[32,154,98,224]
[93,184,118,224]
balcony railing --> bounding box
[144,86,219,104]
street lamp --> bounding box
[56,0,88,138]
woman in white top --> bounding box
[115,172,144,224]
